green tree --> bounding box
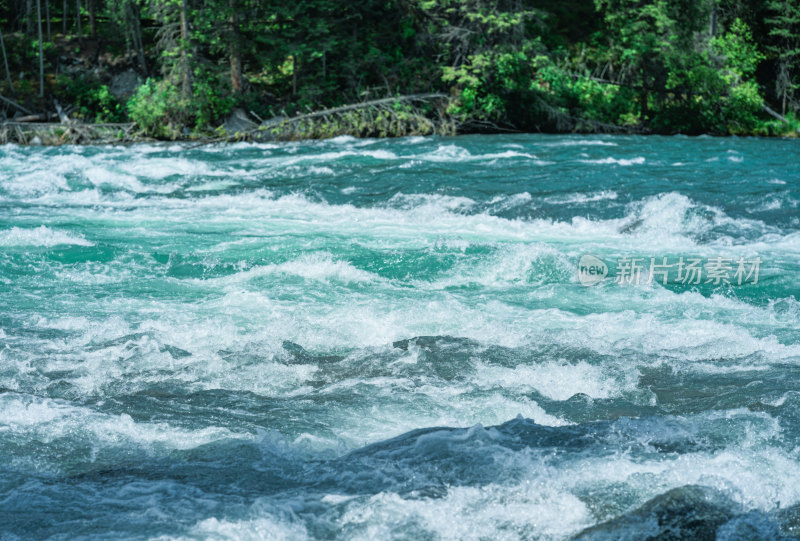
[765,0,800,115]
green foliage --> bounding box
[4,0,799,136]
[530,55,636,128]
[127,69,234,138]
[189,66,236,130]
[58,75,126,123]
[444,50,534,122]
[711,19,765,133]
[712,18,765,81]
[127,78,181,137]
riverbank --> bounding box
[2,117,797,146]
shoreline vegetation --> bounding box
[1,0,799,145]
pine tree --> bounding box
[765,0,800,114]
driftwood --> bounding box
[0,121,137,144]
[54,99,72,124]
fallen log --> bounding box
[762,104,789,124]
[274,93,449,124]
[14,114,46,123]
[0,95,34,115]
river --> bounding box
[1,134,799,539]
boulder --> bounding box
[109,69,142,101]
[222,108,258,134]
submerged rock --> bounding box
[572,485,739,541]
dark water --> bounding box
[0,134,799,539]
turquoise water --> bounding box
[0,134,798,539]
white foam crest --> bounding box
[524,306,800,363]
[220,192,624,247]
[117,156,217,180]
[485,192,533,213]
[474,360,633,401]
[386,192,476,212]
[616,191,777,248]
[580,156,645,166]
[0,226,94,247]
[307,165,335,175]
[742,230,800,253]
[185,180,239,192]
[53,259,140,284]
[0,394,250,452]
[426,243,572,289]
[2,169,70,196]
[543,190,619,205]
[313,375,569,447]
[748,192,795,213]
[178,516,309,541]
[210,253,378,286]
[418,144,540,163]
[328,135,360,144]
[540,139,619,147]
[83,166,148,192]
[266,149,398,167]
[8,174,786,256]
[339,483,592,541]
[420,144,473,162]
[323,135,381,147]
[31,310,320,399]
[628,191,696,236]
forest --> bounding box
[0,0,799,139]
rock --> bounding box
[222,108,258,134]
[29,136,42,146]
[571,485,740,541]
[280,340,343,365]
[109,69,142,101]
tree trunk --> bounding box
[180,0,192,98]
[37,0,44,97]
[229,0,242,93]
[292,55,297,96]
[88,0,95,36]
[0,28,15,95]
[76,0,82,40]
[640,64,648,121]
[45,0,51,41]
[26,0,33,35]
[709,2,717,37]
[129,0,147,75]
[62,0,67,34]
